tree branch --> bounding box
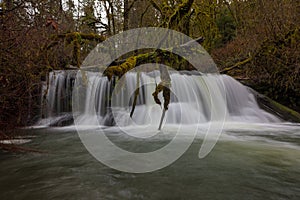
[220,56,252,74]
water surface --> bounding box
[1,123,300,200]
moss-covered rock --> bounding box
[251,89,300,123]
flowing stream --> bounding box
[1,70,299,199]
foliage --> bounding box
[211,0,300,112]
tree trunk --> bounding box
[123,0,129,31]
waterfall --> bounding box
[37,70,76,126]
[38,70,280,127]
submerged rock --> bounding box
[49,114,74,127]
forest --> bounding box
[1,0,299,132]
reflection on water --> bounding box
[0,123,300,200]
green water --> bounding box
[0,124,300,200]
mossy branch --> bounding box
[104,37,205,80]
[44,32,106,68]
[148,0,163,15]
[57,32,106,44]
[104,56,138,80]
[220,56,252,74]
[168,0,194,27]
[149,0,194,34]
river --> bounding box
[0,122,299,199]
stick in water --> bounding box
[130,72,140,118]
[158,108,166,130]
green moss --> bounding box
[255,91,300,123]
[72,39,81,67]
[104,56,137,80]
[46,32,106,68]
[269,98,300,122]
[167,0,194,33]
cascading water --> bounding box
[38,70,280,127]
[37,70,76,126]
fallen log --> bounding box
[103,37,205,80]
[103,37,204,129]
[251,89,300,123]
